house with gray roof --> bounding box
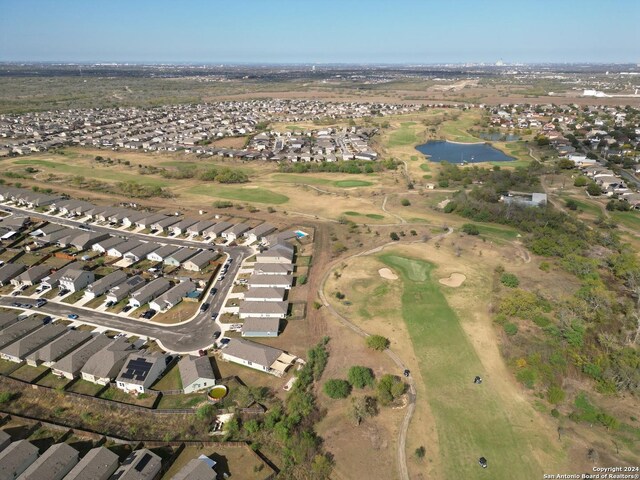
[0,263,27,286]
[51,334,114,379]
[149,280,196,312]
[182,250,218,272]
[243,287,286,302]
[186,220,216,236]
[221,223,251,242]
[242,317,281,338]
[59,268,94,293]
[264,230,298,246]
[245,223,276,243]
[106,275,145,303]
[29,223,65,238]
[255,243,294,264]
[92,236,126,254]
[0,431,10,452]
[121,211,148,228]
[106,239,143,258]
[67,231,110,251]
[85,270,128,299]
[146,245,179,263]
[0,323,67,363]
[18,442,78,480]
[0,440,39,479]
[239,301,288,319]
[0,312,19,331]
[163,248,196,267]
[135,213,168,230]
[178,355,216,394]
[221,338,293,376]
[150,216,180,232]
[203,221,231,238]
[41,262,80,290]
[170,218,198,236]
[129,277,171,308]
[63,446,119,480]
[109,448,161,480]
[26,329,92,367]
[170,456,217,480]
[115,352,167,394]
[253,263,293,275]
[247,274,293,290]
[0,317,44,350]
[123,242,159,263]
[81,337,133,385]
[11,264,51,287]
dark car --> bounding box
[403,369,410,377]
[105,300,115,308]
[219,338,231,345]
[213,331,221,339]
[121,305,132,313]
[211,312,218,320]
[11,291,20,297]
[210,288,217,296]
[11,302,20,307]
[58,289,69,297]
[200,302,210,312]
[141,309,157,319]
[478,457,487,469]
[42,316,53,325]
[35,299,47,308]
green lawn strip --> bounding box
[270,174,332,185]
[557,195,602,217]
[475,224,520,242]
[419,163,431,172]
[151,364,183,391]
[333,180,373,188]
[188,185,289,204]
[387,123,419,148]
[13,159,169,187]
[379,253,544,479]
[611,211,640,230]
[156,393,204,410]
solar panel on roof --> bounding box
[135,453,152,472]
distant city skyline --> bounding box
[1,0,639,64]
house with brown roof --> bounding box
[80,337,133,385]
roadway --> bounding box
[0,204,251,353]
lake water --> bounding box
[476,133,520,142]
[416,141,515,164]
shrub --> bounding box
[586,182,601,196]
[565,199,578,211]
[503,323,518,336]
[376,374,406,406]
[0,392,11,403]
[500,273,520,288]
[366,335,390,351]
[297,274,307,285]
[323,379,351,399]
[573,176,588,187]
[539,261,551,272]
[196,404,216,420]
[348,366,375,389]
[213,200,233,208]
[400,198,411,206]
[551,409,560,418]
[461,223,480,235]
[547,385,565,405]
[415,446,426,459]
[443,201,457,213]
[516,368,537,388]
[390,232,400,241]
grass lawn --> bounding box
[36,372,71,389]
[62,290,86,304]
[475,224,521,242]
[10,364,48,383]
[342,211,383,219]
[387,122,419,148]
[151,364,183,391]
[99,386,157,408]
[437,111,484,143]
[333,180,373,188]
[68,379,104,396]
[379,253,545,479]
[270,173,332,185]
[611,211,640,230]
[0,359,20,376]
[156,393,204,410]
[419,163,431,171]
[189,185,289,204]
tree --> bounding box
[390,232,400,241]
[574,176,588,187]
[461,223,480,235]
[365,335,390,351]
[565,198,578,211]
[348,366,375,389]
[323,379,351,399]
[415,446,426,459]
[500,272,520,288]
[586,182,602,196]
[348,396,378,425]
[376,374,406,406]
[400,198,411,206]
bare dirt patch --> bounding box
[438,272,466,287]
[378,267,398,280]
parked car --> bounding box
[213,331,221,339]
[35,299,47,308]
[58,289,69,297]
[67,314,79,320]
[478,457,488,469]
[19,285,28,291]
[11,302,20,307]
[121,305,132,313]
[11,291,20,297]
[105,300,115,308]
[211,312,218,320]
[209,288,218,296]
[200,302,210,312]
[219,338,231,345]
[403,369,410,377]
[42,316,53,325]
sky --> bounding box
[1,0,639,64]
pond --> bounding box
[416,140,515,164]
[476,132,521,142]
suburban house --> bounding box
[80,337,133,385]
[170,218,198,236]
[0,440,39,478]
[115,352,167,394]
[178,355,217,394]
[110,449,161,480]
[129,277,171,308]
[164,248,197,267]
[84,270,128,299]
[41,262,81,290]
[203,221,232,239]
[0,312,19,330]
[239,301,288,319]
[182,250,218,272]
[245,223,276,243]
[106,239,143,257]
[244,287,286,302]
[151,216,180,232]
[59,268,95,292]
[123,242,159,263]
[18,442,79,480]
[247,274,293,289]
[135,213,168,230]
[221,223,251,241]
[171,456,217,480]
[30,223,64,238]
[67,231,110,251]
[220,338,295,376]
[253,262,293,275]
[26,330,93,367]
[149,280,196,312]
[121,211,147,228]
[146,244,179,263]
[51,334,113,379]
[501,192,548,207]
[0,431,9,451]
[242,317,281,338]
[106,275,145,303]
[63,446,119,480]
[186,219,216,236]
[0,324,67,363]
[10,264,51,287]
[92,236,126,254]
[0,317,44,350]
[255,243,294,264]
[0,263,26,286]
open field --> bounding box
[180,185,289,204]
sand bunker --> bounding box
[439,273,466,287]
[378,268,398,280]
